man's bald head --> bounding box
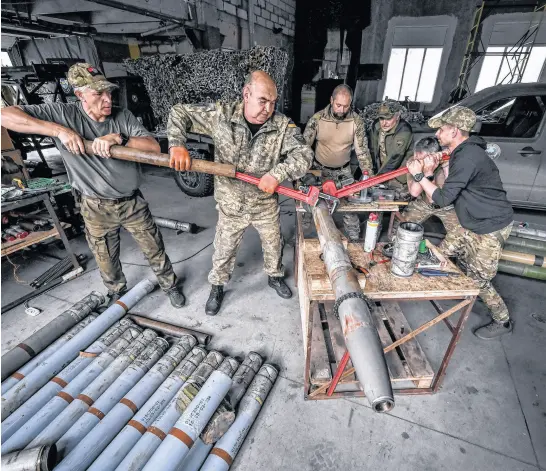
[330,84,353,120]
[243,70,278,125]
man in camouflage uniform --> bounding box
[303,84,372,240]
[407,106,514,339]
[168,70,313,316]
[393,136,460,249]
[1,63,185,308]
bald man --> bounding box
[168,71,313,316]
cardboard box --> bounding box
[1,126,15,151]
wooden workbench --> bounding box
[294,211,480,400]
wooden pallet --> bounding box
[309,300,435,394]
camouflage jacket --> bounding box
[303,106,373,173]
[168,101,313,211]
[368,119,414,183]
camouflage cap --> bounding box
[377,102,398,119]
[67,63,118,92]
[428,106,476,132]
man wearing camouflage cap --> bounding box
[168,70,313,316]
[1,63,186,309]
[407,106,514,339]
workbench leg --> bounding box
[303,300,315,400]
[294,210,304,288]
[387,211,398,240]
[431,296,477,392]
[43,196,80,270]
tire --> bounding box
[173,150,215,197]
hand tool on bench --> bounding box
[417,268,461,277]
[82,140,340,213]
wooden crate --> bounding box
[309,300,434,395]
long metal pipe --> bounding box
[1,445,57,471]
[1,292,104,381]
[142,357,240,471]
[312,202,394,412]
[153,216,196,234]
[498,259,546,280]
[115,350,225,471]
[127,315,211,345]
[1,279,156,418]
[1,315,97,395]
[58,336,197,471]
[179,352,263,471]
[54,337,169,462]
[512,221,546,242]
[1,319,132,444]
[200,364,279,471]
[503,243,546,258]
[501,249,546,268]
[2,325,142,454]
[27,329,158,450]
[506,235,546,252]
[90,347,207,471]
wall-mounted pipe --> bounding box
[1,445,57,471]
[27,329,158,450]
[142,357,240,471]
[200,364,278,471]
[59,336,197,471]
[116,350,224,471]
[1,314,98,395]
[1,292,104,381]
[2,325,142,454]
[1,319,133,444]
[54,337,169,462]
[127,315,211,346]
[89,346,207,471]
[312,202,394,412]
[1,280,156,418]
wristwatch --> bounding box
[413,172,425,182]
[426,175,435,181]
[119,133,130,146]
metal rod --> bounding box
[54,337,169,463]
[27,329,158,450]
[153,216,196,234]
[127,315,211,345]
[1,292,104,381]
[2,324,142,454]
[142,358,240,471]
[88,347,207,471]
[116,351,224,471]
[312,202,394,412]
[56,337,196,471]
[1,319,133,443]
[1,445,57,471]
[1,315,97,395]
[1,280,155,419]
[200,364,278,471]
[501,249,546,268]
[327,350,350,397]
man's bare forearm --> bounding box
[1,106,65,138]
[127,136,160,153]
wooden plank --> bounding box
[309,302,332,384]
[298,217,311,355]
[381,302,434,388]
[336,201,404,213]
[1,224,70,256]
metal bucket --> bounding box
[391,222,424,277]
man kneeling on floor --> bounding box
[407,106,514,339]
[1,63,185,308]
[167,70,313,316]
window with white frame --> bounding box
[383,47,443,102]
[475,45,546,92]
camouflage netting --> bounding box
[125,46,289,130]
[358,99,425,131]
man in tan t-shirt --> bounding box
[303,85,372,240]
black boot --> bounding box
[107,289,127,308]
[165,286,185,308]
[268,276,292,299]
[205,285,224,316]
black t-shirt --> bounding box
[244,117,263,137]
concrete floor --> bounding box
[1,162,545,471]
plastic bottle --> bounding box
[364,212,379,252]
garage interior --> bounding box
[1,0,546,469]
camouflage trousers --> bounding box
[81,192,176,294]
[302,164,360,240]
[393,199,460,250]
[441,222,513,322]
[208,201,284,285]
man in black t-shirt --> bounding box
[1,63,185,308]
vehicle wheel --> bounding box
[173,150,214,197]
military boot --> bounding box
[268,276,292,299]
[165,286,185,308]
[107,289,128,308]
[205,285,224,316]
[473,319,513,340]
